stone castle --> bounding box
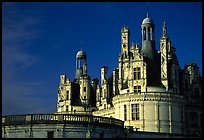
[2,14,202,138]
[56,14,202,137]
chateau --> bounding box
[56,14,202,137]
[2,14,202,138]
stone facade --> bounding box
[56,15,202,137]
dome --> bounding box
[76,50,87,59]
[142,17,153,24]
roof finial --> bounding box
[163,20,166,27]
[146,2,149,17]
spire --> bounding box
[162,20,167,36]
[146,2,149,17]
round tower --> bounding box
[141,14,161,86]
[141,14,157,60]
[74,49,87,83]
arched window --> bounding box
[143,27,146,40]
[66,90,69,100]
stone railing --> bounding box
[2,113,124,128]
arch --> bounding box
[143,27,146,40]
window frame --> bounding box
[131,104,139,120]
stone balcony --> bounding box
[2,113,124,128]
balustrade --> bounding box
[2,114,124,128]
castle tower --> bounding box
[117,27,131,91]
[79,74,90,107]
[57,74,72,113]
[160,21,170,90]
[101,66,108,99]
[74,49,87,83]
[121,26,129,58]
[141,14,157,60]
[141,14,160,86]
[160,21,180,93]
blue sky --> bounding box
[2,2,202,116]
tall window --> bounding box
[133,67,141,80]
[66,90,69,100]
[143,27,146,40]
[66,105,68,112]
[132,104,139,120]
[84,87,86,92]
[124,105,127,121]
[134,86,141,93]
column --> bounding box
[155,101,159,132]
[198,112,201,135]
[146,27,148,40]
[169,102,172,133]
[142,101,145,131]
[150,27,153,40]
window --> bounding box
[133,67,141,80]
[143,27,146,40]
[132,104,139,120]
[66,90,69,100]
[84,87,86,92]
[66,105,68,112]
[47,131,54,138]
[134,86,141,93]
[124,105,127,121]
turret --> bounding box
[74,49,87,83]
[160,21,170,90]
[121,26,129,58]
[101,66,108,99]
[141,14,157,60]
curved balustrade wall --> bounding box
[2,114,125,138]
